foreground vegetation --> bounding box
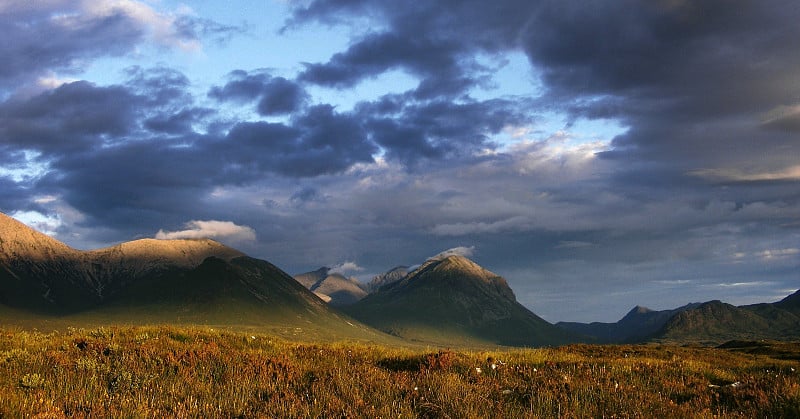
[0,326,798,418]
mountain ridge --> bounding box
[0,213,244,311]
[558,294,800,344]
[344,255,577,347]
[293,267,368,306]
[0,212,397,343]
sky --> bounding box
[1,0,798,323]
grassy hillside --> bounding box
[0,257,402,345]
[656,300,800,344]
[346,256,576,347]
[1,326,798,417]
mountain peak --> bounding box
[0,213,248,310]
[420,255,495,281]
[345,254,576,346]
[88,238,243,266]
[778,289,800,308]
[293,267,367,306]
[366,265,409,292]
[626,305,653,316]
[0,213,79,262]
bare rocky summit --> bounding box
[293,267,367,306]
[366,266,409,292]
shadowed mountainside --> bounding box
[0,212,396,343]
[0,212,242,312]
[344,255,578,347]
[557,303,701,343]
[558,290,800,344]
[655,297,800,343]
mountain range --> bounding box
[557,291,800,344]
[0,213,388,343]
[1,211,798,346]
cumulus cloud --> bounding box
[0,0,238,93]
[209,70,309,115]
[329,261,364,276]
[428,246,476,261]
[155,220,256,242]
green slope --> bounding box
[655,298,800,344]
[0,213,401,344]
[345,256,577,347]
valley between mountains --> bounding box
[1,211,799,347]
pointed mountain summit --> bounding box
[293,267,367,306]
[366,265,409,292]
[344,255,576,347]
[310,273,367,306]
[294,267,329,289]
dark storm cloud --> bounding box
[292,0,800,172]
[288,0,537,98]
[257,78,308,116]
[222,105,375,177]
[0,66,211,156]
[3,72,379,239]
[0,81,143,154]
[0,2,231,93]
[356,95,529,165]
[208,70,271,102]
[0,177,31,214]
[0,6,141,88]
[40,136,217,230]
[290,187,327,207]
[210,70,308,115]
[144,108,215,135]
[298,32,474,98]
[125,66,193,107]
[0,61,379,237]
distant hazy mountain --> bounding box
[294,267,328,289]
[557,303,701,343]
[0,212,391,342]
[344,255,577,347]
[293,267,368,306]
[558,290,800,344]
[366,266,409,292]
